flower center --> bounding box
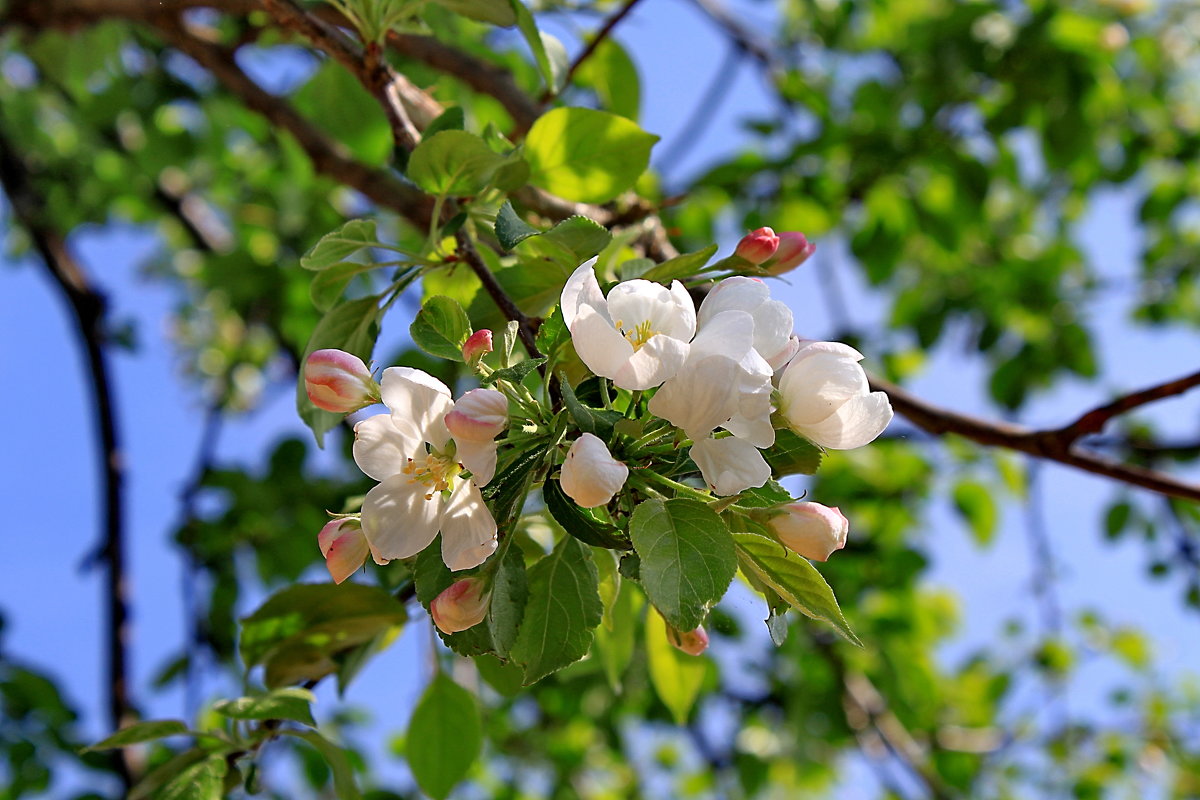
[402,449,461,500]
[615,318,659,350]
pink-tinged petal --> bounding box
[455,438,498,487]
[439,482,498,571]
[304,350,378,414]
[361,474,445,562]
[317,519,370,584]
[648,355,741,439]
[764,232,815,275]
[769,502,849,561]
[778,350,871,426]
[613,333,691,390]
[461,329,493,363]
[560,258,607,327]
[444,389,508,443]
[765,335,801,373]
[430,578,491,634]
[380,367,454,447]
[735,227,780,265]
[571,304,635,380]
[690,436,771,496]
[560,433,629,508]
[666,621,710,656]
[352,413,420,481]
[796,391,893,450]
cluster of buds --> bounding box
[734,227,817,275]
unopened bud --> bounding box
[304,349,378,413]
[444,388,508,443]
[430,578,490,634]
[735,227,780,265]
[666,622,709,656]
[462,329,493,364]
[560,433,629,508]
[763,232,816,275]
[318,518,369,584]
[769,502,849,561]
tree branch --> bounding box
[454,230,542,359]
[537,0,648,105]
[0,127,138,789]
[1054,369,1200,444]
[870,374,1200,503]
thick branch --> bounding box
[0,128,137,787]
[871,375,1200,503]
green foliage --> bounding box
[85,720,189,751]
[213,688,317,727]
[405,674,483,800]
[297,295,382,446]
[410,295,473,361]
[645,612,706,724]
[407,130,509,196]
[524,108,659,202]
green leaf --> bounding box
[575,38,641,120]
[952,480,997,546]
[158,756,227,800]
[508,0,563,92]
[213,687,317,727]
[595,577,638,690]
[517,215,612,267]
[487,543,529,658]
[424,106,465,137]
[763,429,824,477]
[129,751,210,800]
[473,653,524,696]
[85,719,188,751]
[640,244,719,283]
[410,295,472,361]
[406,674,482,800]
[524,108,659,203]
[646,611,706,724]
[511,536,603,683]
[301,219,380,271]
[535,304,569,358]
[239,583,406,686]
[561,378,623,440]
[495,201,540,251]
[733,532,861,646]
[282,730,362,800]
[297,295,382,447]
[629,499,736,631]
[543,478,630,549]
[435,0,517,25]
[309,260,387,312]
[407,130,506,196]
[480,356,545,387]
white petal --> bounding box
[440,482,498,571]
[778,350,871,426]
[560,433,629,508]
[665,280,697,340]
[792,340,865,363]
[750,299,794,368]
[723,410,776,448]
[648,355,740,438]
[455,438,498,487]
[560,258,606,328]
[697,276,768,328]
[353,413,420,481]
[766,335,801,373]
[380,367,454,448]
[690,437,771,496]
[361,474,445,562]
[795,391,893,450]
[689,310,755,363]
[614,333,690,390]
[572,304,635,380]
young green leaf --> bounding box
[733,531,861,646]
[629,499,736,631]
[543,478,631,549]
[640,244,719,283]
[646,611,707,725]
[487,542,529,658]
[309,260,386,312]
[410,295,472,361]
[495,201,540,251]
[282,729,363,800]
[301,219,380,271]
[524,108,659,203]
[480,357,545,387]
[407,130,506,197]
[517,215,613,267]
[561,378,623,440]
[405,674,482,800]
[436,0,517,25]
[511,536,603,683]
[507,0,563,92]
[763,429,824,477]
[213,687,317,727]
[574,38,641,121]
[157,756,227,800]
[85,719,188,751]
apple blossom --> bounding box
[778,341,893,450]
[666,621,710,656]
[763,231,816,275]
[735,227,780,265]
[443,388,508,486]
[768,502,849,561]
[317,518,369,584]
[697,276,798,371]
[560,433,629,508]
[304,349,378,413]
[560,259,695,390]
[690,436,772,497]
[430,577,491,634]
[353,367,498,571]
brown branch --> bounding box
[1055,369,1200,444]
[0,128,138,788]
[870,374,1200,503]
[537,0,648,105]
[454,230,542,359]
[0,0,255,28]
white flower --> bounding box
[768,502,849,561]
[696,277,798,371]
[353,368,498,571]
[560,433,629,508]
[777,341,893,449]
[690,436,772,497]
[560,259,695,390]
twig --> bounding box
[687,0,790,90]
[0,127,137,788]
[870,374,1200,503]
[537,0,648,105]
[1054,369,1200,444]
[454,230,541,359]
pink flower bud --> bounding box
[318,518,369,584]
[763,232,816,275]
[304,349,378,413]
[769,502,849,561]
[560,433,629,508]
[735,227,780,265]
[444,388,508,443]
[666,622,709,656]
[430,578,490,634]
[462,329,493,364]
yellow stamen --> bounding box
[619,318,659,350]
[404,448,460,497]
